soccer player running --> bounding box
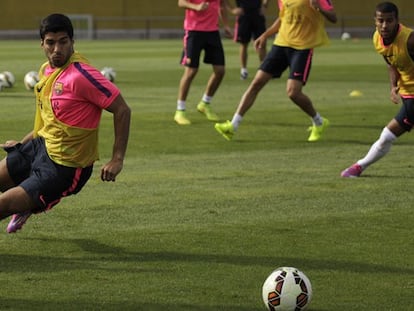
[231,0,268,80]
[215,0,337,142]
[341,2,414,178]
[174,0,232,125]
[0,14,131,233]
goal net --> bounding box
[68,14,94,40]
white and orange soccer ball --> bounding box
[262,267,312,311]
[23,71,39,90]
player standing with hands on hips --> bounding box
[215,0,337,142]
[0,13,131,233]
[341,2,414,178]
[174,0,232,125]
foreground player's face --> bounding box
[375,11,399,44]
[41,32,74,68]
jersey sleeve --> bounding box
[319,0,334,11]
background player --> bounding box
[231,0,268,80]
[175,0,232,125]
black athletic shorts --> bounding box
[260,45,313,84]
[234,10,266,43]
[180,30,225,68]
[6,137,93,213]
[395,97,414,131]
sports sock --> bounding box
[357,127,396,169]
[177,100,186,111]
[231,114,243,131]
[312,112,323,126]
[202,94,212,104]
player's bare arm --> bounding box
[178,0,209,11]
[310,0,337,24]
[386,63,401,104]
[254,17,280,50]
[101,94,131,182]
[220,0,233,38]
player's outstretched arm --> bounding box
[101,94,131,182]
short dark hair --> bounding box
[375,2,399,19]
[39,13,74,40]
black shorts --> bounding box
[6,137,93,213]
[395,97,414,131]
[259,45,313,84]
[234,10,266,43]
[180,30,225,68]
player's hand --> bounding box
[254,35,266,51]
[232,7,244,16]
[0,140,20,152]
[196,2,210,11]
[390,86,401,104]
[0,140,19,148]
[101,159,123,182]
[223,26,233,39]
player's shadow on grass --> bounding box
[5,237,414,277]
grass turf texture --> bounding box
[0,38,413,310]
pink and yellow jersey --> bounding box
[275,0,333,49]
[183,0,221,31]
[34,53,120,168]
[373,24,414,98]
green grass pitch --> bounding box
[0,38,413,310]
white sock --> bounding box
[312,112,323,126]
[241,68,248,74]
[202,94,212,104]
[177,100,186,111]
[357,127,396,169]
[231,114,243,131]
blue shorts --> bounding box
[395,97,414,131]
[180,30,225,68]
[260,45,313,84]
[6,137,93,213]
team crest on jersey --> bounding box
[54,82,63,95]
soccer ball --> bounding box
[100,67,116,82]
[262,267,312,311]
[0,71,16,88]
[24,71,39,90]
[341,32,351,41]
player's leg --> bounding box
[341,100,412,177]
[287,78,330,142]
[214,69,272,140]
[286,49,329,141]
[197,64,224,121]
[175,31,202,125]
[197,31,225,121]
[240,43,249,80]
[178,66,198,102]
[0,157,16,193]
[0,142,36,232]
[214,44,285,140]
[0,186,36,233]
[234,14,250,79]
